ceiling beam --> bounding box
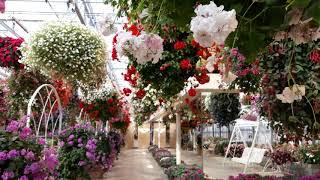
[12,17,29,33]
[74,3,86,25]
[0,21,20,37]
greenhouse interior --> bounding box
[0,0,319,179]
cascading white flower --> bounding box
[116,31,164,64]
[190,1,238,47]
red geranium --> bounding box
[309,49,320,63]
[107,98,114,104]
[174,41,186,50]
[123,88,132,96]
[191,39,200,48]
[180,59,192,70]
[128,24,141,36]
[0,37,24,69]
[112,34,118,60]
[136,89,146,99]
[188,88,197,97]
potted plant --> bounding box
[58,123,122,179]
[0,118,58,179]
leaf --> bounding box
[289,0,311,8]
[303,0,320,25]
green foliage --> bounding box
[206,94,240,127]
[259,39,320,141]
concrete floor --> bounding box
[103,148,282,180]
[104,149,168,180]
[169,149,283,179]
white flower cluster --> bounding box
[21,22,107,89]
[132,85,159,112]
[116,31,163,64]
[276,84,305,103]
[79,85,115,103]
[190,1,238,47]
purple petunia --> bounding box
[20,149,27,156]
[85,151,95,161]
[38,138,46,145]
[68,141,74,146]
[1,170,15,180]
[29,162,41,174]
[25,151,35,161]
[0,151,7,160]
[19,127,32,140]
[18,175,28,180]
[68,134,74,141]
[42,148,58,172]
[77,138,82,143]
[78,160,86,166]
[6,120,19,133]
[7,149,19,159]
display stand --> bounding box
[26,84,63,147]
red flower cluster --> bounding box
[123,88,132,96]
[112,34,118,60]
[196,69,210,84]
[188,88,197,97]
[123,65,138,86]
[53,79,73,109]
[309,49,320,63]
[0,37,24,69]
[180,59,192,70]
[135,89,146,99]
[174,41,186,50]
[79,93,122,122]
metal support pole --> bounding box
[176,111,181,165]
[158,119,162,148]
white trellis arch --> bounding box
[26,84,63,146]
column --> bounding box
[176,111,181,165]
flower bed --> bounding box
[148,145,207,179]
[57,123,123,179]
[228,172,320,180]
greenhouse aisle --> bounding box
[104,149,168,180]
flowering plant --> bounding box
[0,37,24,70]
[0,118,58,179]
[7,69,50,118]
[300,144,320,165]
[21,22,107,90]
[270,149,296,166]
[58,123,122,179]
[259,39,320,141]
[0,80,8,126]
[79,88,122,122]
[125,25,209,99]
[109,108,131,133]
[190,1,238,47]
[165,164,206,180]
